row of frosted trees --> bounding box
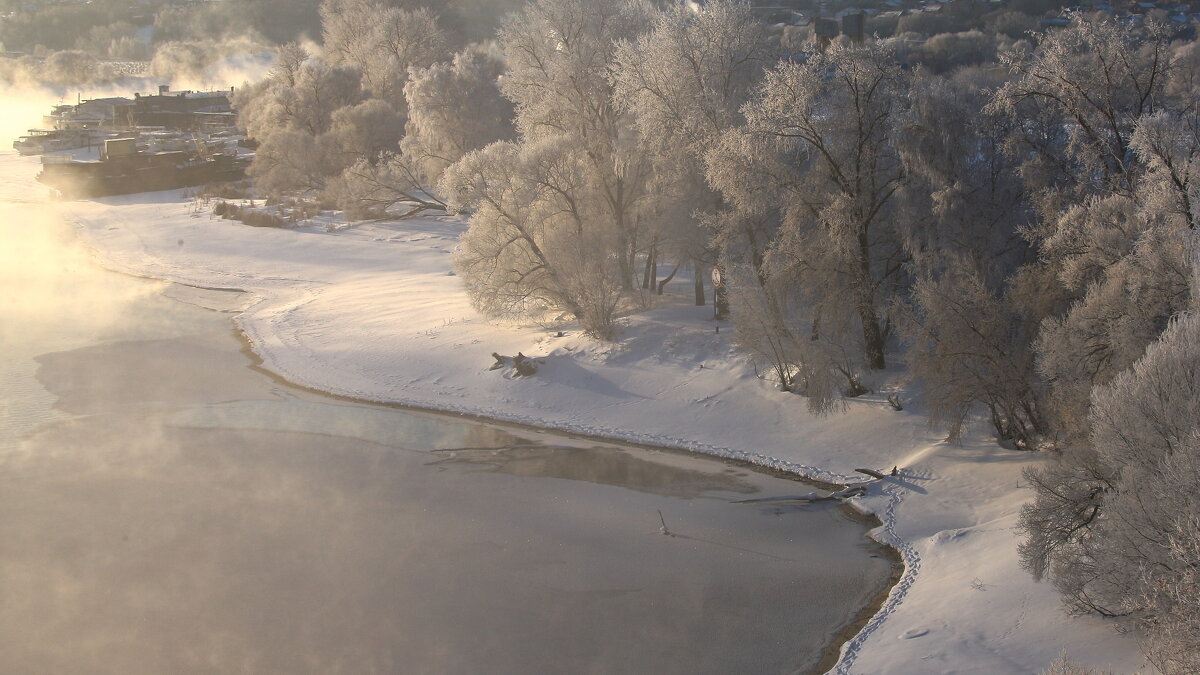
[233,2,1199,668]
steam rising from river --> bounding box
[0,92,152,337]
[0,45,275,138]
[0,157,153,450]
[0,49,279,449]
[0,45,280,330]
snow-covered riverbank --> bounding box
[53,179,1152,673]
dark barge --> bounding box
[37,137,248,199]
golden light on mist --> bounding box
[0,91,60,146]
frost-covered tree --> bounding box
[246,128,340,197]
[239,7,487,213]
[497,0,654,292]
[236,49,366,197]
[326,99,406,167]
[907,265,1051,445]
[988,15,1191,435]
[1035,193,1193,431]
[612,0,771,158]
[1031,100,1198,432]
[612,0,775,303]
[443,139,624,338]
[326,154,448,219]
[443,0,655,338]
[898,67,1031,289]
[320,0,449,108]
[269,41,309,88]
[710,41,910,377]
[705,128,819,395]
[899,68,1049,445]
[1011,26,1200,671]
[623,153,718,302]
[1140,508,1200,675]
[238,55,363,140]
[991,14,1174,208]
[1131,109,1200,232]
[327,45,515,220]
[400,45,516,186]
[1020,307,1200,674]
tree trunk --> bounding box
[694,260,706,306]
[618,229,634,292]
[642,242,656,289]
[856,228,885,369]
[657,262,680,295]
[612,184,634,292]
[860,303,886,370]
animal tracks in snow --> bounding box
[832,480,923,675]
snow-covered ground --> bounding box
[39,173,1153,673]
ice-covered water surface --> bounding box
[0,173,893,675]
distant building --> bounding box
[129,85,236,131]
[52,97,135,130]
[814,16,841,50]
[842,11,866,41]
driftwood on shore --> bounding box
[490,352,538,376]
[734,484,868,504]
[736,466,900,505]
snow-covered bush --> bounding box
[906,265,1048,445]
[1020,312,1200,673]
[444,139,625,339]
[400,45,515,187]
[321,0,449,108]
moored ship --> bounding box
[37,137,249,199]
[12,128,94,156]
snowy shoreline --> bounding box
[52,179,1151,673]
[230,319,908,675]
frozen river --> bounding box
[0,150,895,674]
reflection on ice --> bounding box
[428,445,760,499]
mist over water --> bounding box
[0,109,223,449]
[0,142,140,448]
[0,275,894,673]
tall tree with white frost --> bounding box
[497,0,654,293]
[1011,22,1200,670]
[991,15,1173,205]
[442,139,624,338]
[400,45,516,186]
[238,52,363,140]
[331,45,516,219]
[236,50,365,197]
[708,40,909,387]
[320,0,450,109]
[444,0,654,337]
[612,0,771,156]
[899,68,1048,445]
[992,22,1195,433]
[612,0,775,303]
[1020,301,1200,675]
[1034,189,1194,431]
